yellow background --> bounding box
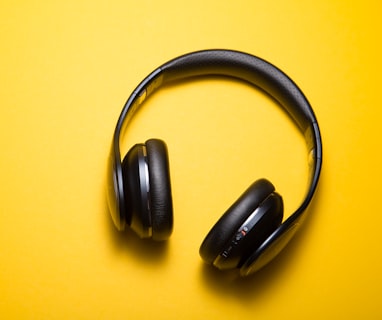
[1,1,381,319]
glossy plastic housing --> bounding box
[107,49,322,275]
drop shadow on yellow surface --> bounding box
[103,200,170,265]
[198,181,325,301]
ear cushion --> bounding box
[145,139,173,241]
[199,179,276,264]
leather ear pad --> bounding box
[199,179,277,265]
[145,139,173,241]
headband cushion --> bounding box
[199,179,275,264]
[161,49,315,131]
[145,139,173,241]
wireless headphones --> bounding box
[107,49,322,276]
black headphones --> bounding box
[107,49,322,276]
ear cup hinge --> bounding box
[122,144,152,238]
[139,146,152,237]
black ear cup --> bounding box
[145,139,173,241]
[122,143,151,238]
[122,139,173,240]
[199,179,283,270]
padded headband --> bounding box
[108,50,322,272]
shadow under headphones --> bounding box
[107,49,322,276]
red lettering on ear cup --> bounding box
[213,193,283,270]
[199,179,283,269]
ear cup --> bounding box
[213,192,283,270]
[145,139,173,241]
[122,143,151,238]
[199,179,283,269]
